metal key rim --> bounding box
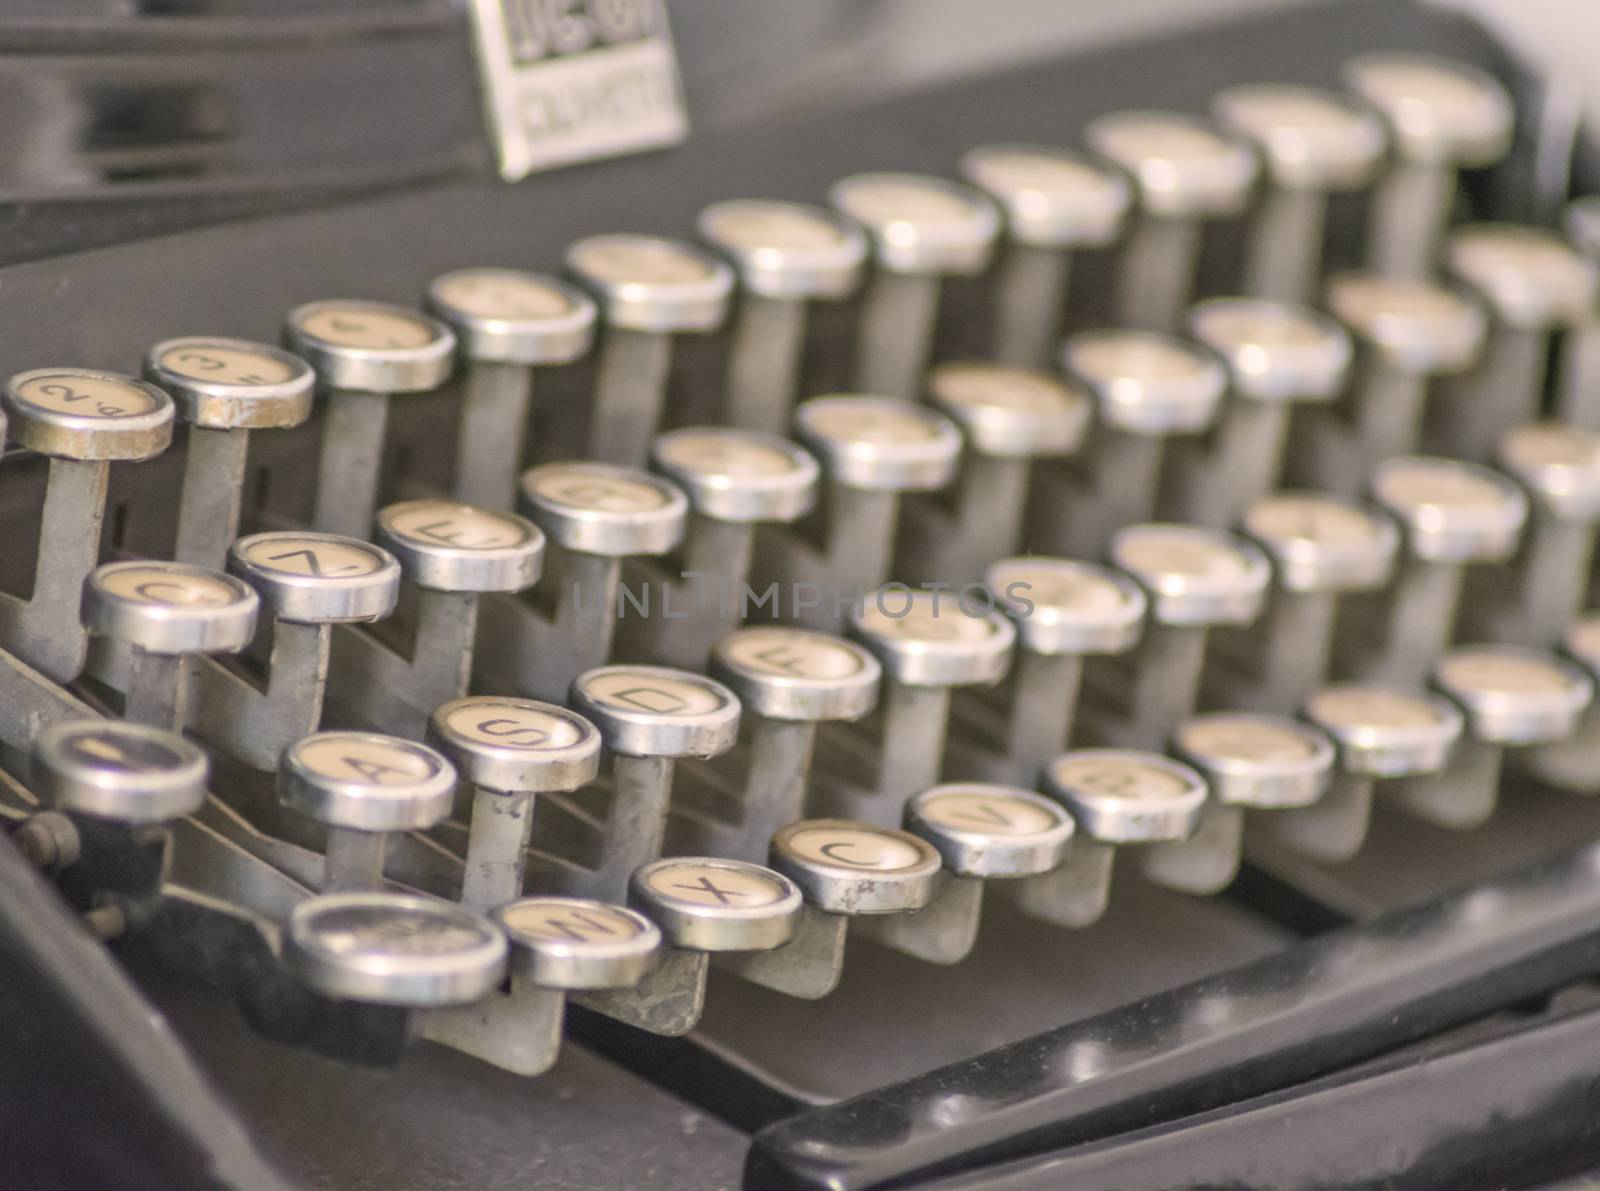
[144,337,316,430]
[228,531,401,624]
[285,891,507,1008]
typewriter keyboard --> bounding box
[8,3,1600,1189]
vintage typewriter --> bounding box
[8,1,1600,1188]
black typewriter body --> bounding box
[6,3,1600,1190]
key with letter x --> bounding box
[575,857,801,1034]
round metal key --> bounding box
[428,696,601,793]
[285,891,507,1007]
[1302,684,1464,777]
[374,500,545,593]
[1323,273,1486,376]
[1061,330,1227,434]
[709,626,881,722]
[493,896,660,989]
[984,557,1147,655]
[145,337,315,429]
[629,857,802,951]
[517,461,687,556]
[794,395,962,491]
[228,531,401,624]
[650,427,818,523]
[283,299,455,393]
[1108,524,1271,625]
[1211,83,1386,191]
[570,665,740,758]
[1084,111,1257,219]
[925,362,1091,457]
[83,560,259,655]
[1342,52,1513,166]
[850,588,1015,687]
[278,731,456,831]
[905,783,1075,877]
[1242,492,1400,592]
[1432,645,1593,745]
[1370,455,1528,562]
[1446,225,1598,330]
[1568,197,1600,260]
[564,234,733,332]
[1043,749,1209,842]
[1497,423,1600,521]
[958,143,1131,247]
[1566,616,1600,677]
[829,172,999,275]
[4,368,174,460]
[769,818,943,914]
[1173,712,1334,808]
[1187,298,1353,402]
[34,718,208,824]
[425,267,597,364]
[697,199,867,299]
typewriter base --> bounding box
[120,948,750,1191]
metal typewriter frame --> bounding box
[6,2,1600,1189]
